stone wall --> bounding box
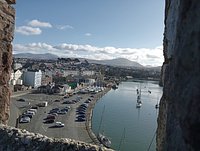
[0,124,112,151]
[0,0,15,124]
[157,0,200,151]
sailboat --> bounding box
[136,83,142,108]
[97,105,111,148]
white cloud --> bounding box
[85,33,92,36]
[56,25,74,30]
[15,26,42,35]
[13,43,164,66]
[28,19,52,28]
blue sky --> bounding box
[13,0,165,66]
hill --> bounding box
[14,53,58,60]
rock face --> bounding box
[157,0,200,151]
[0,0,15,124]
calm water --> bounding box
[92,81,163,151]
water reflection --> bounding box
[92,81,163,151]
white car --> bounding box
[20,116,31,123]
[25,111,35,115]
[28,109,37,113]
[55,122,65,127]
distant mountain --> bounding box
[86,58,144,68]
[14,53,58,60]
[13,53,155,68]
[145,66,162,71]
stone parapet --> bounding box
[0,124,113,151]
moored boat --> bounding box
[97,133,111,148]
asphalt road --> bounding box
[11,91,102,144]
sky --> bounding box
[13,0,165,66]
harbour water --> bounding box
[92,80,163,151]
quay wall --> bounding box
[86,88,111,145]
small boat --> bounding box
[97,133,111,148]
[97,105,112,148]
[112,85,118,90]
[136,102,142,108]
[155,104,159,109]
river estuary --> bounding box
[92,80,163,151]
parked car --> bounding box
[43,119,54,124]
[22,113,33,118]
[54,99,60,102]
[76,117,86,122]
[57,110,67,114]
[77,114,86,118]
[63,95,69,99]
[76,107,86,112]
[28,109,37,113]
[25,111,35,115]
[61,108,68,112]
[17,98,25,102]
[76,111,86,115]
[31,106,38,109]
[50,113,58,116]
[85,100,90,103]
[46,115,56,119]
[19,116,30,123]
[55,122,65,127]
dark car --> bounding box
[85,100,90,103]
[46,115,56,119]
[76,117,86,122]
[77,105,87,109]
[76,111,86,115]
[43,119,54,124]
[31,106,38,109]
[54,100,60,102]
[22,113,33,118]
[76,108,86,112]
[77,114,86,118]
[17,98,25,102]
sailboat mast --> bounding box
[98,105,105,134]
[118,128,126,151]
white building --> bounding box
[13,63,22,70]
[63,70,79,76]
[10,69,23,85]
[82,70,95,76]
[23,70,42,88]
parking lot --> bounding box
[10,91,103,144]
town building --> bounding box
[23,70,42,88]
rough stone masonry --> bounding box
[0,0,15,125]
[157,0,200,151]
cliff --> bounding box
[157,0,200,150]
